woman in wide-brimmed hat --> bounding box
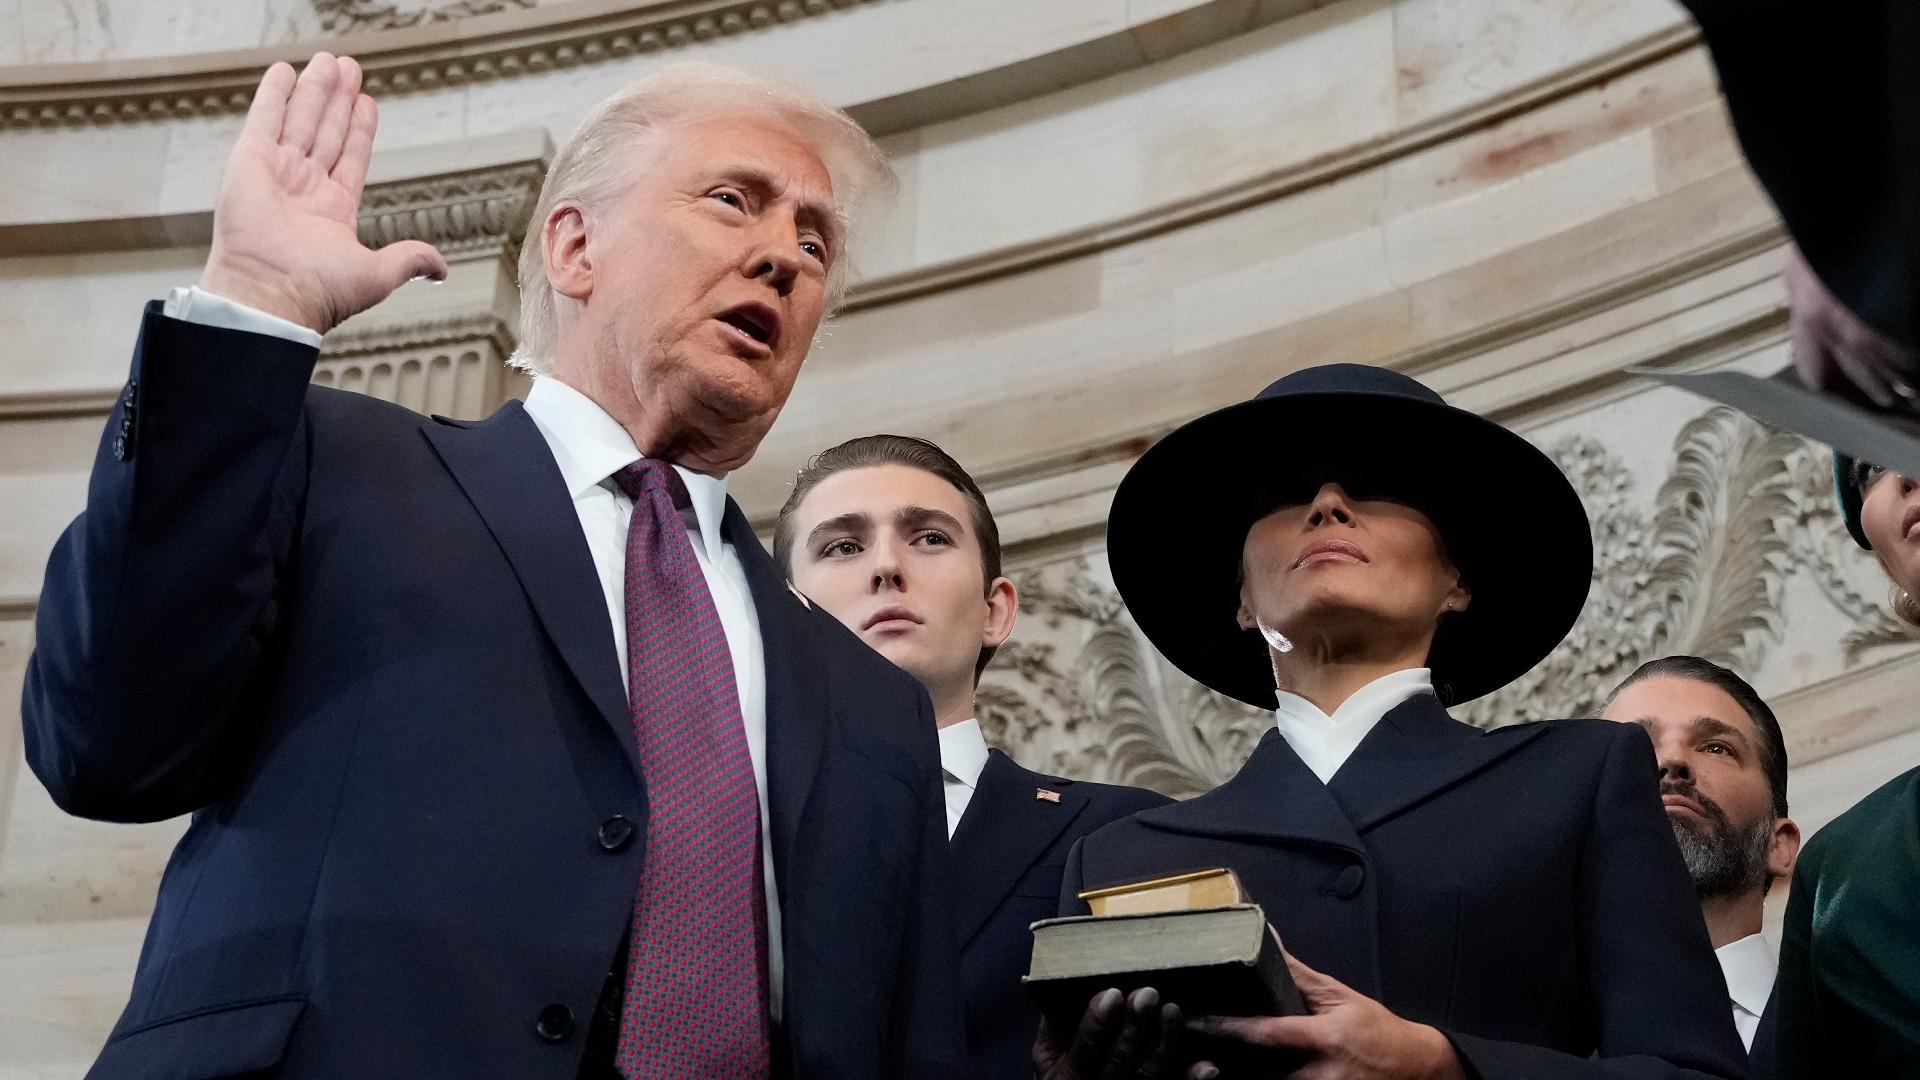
[1754,457,1920,1078]
[1036,365,1746,1080]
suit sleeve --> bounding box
[887,686,971,1080]
[1444,725,1751,1079]
[20,305,317,822]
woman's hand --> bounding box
[1188,951,1466,1080]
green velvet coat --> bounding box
[1771,765,1920,1078]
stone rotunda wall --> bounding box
[2,1,1915,1073]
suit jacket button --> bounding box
[121,380,137,408]
[535,1003,575,1042]
[598,815,634,852]
[111,435,127,461]
[1333,865,1364,899]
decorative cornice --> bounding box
[321,310,515,359]
[315,0,536,36]
[356,159,545,262]
[0,0,883,130]
[0,135,547,258]
[0,15,1701,320]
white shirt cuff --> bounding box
[163,286,324,350]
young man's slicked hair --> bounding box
[775,434,1004,679]
[1605,655,1790,819]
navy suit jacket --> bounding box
[948,749,1169,1080]
[1060,697,1751,1080]
[21,307,966,1080]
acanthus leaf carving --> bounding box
[356,160,547,263]
[1646,409,1799,667]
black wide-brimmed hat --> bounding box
[1106,363,1593,708]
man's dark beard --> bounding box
[1662,780,1774,899]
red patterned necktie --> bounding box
[611,460,771,1079]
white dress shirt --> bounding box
[1271,668,1436,784]
[938,718,992,838]
[1715,932,1776,1051]
[163,286,783,1018]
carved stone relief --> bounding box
[978,406,1919,797]
[313,0,537,35]
[2,0,889,129]
[357,160,546,267]
[318,154,544,417]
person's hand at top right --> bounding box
[1785,244,1920,411]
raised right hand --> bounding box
[198,53,447,335]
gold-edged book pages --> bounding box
[1078,867,1249,917]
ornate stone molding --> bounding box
[315,0,537,35]
[0,14,1710,357]
[322,310,514,359]
[0,0,885,130]
[357,159,545,263]
[318,311,523,417]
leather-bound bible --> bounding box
[1023,868,1303,1033]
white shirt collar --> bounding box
[1714,932,1777,1020]
[938,718,991,789]
[522,375,730,562]
[1272,667,1435,784]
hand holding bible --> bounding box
[1188,951,1466,1080]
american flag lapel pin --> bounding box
[786,581,812,609]
[1035,788,1061,803]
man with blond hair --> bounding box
[22,52,963,1080]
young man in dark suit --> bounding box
[22,54,963,1080]
[776,435,1171,1080]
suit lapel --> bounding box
[722,500,830,889]
[420,403,636,776]
[948,751,1088,948]
[1326,695,1549,833]
[1130,730,1365,859]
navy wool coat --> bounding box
[1060,695,1751,1080]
